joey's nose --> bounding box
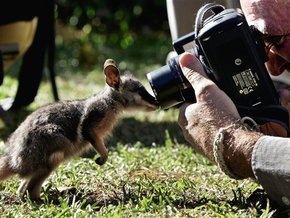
[145,92,159,104]
[146,104,159,111]
[138,86,160,110]
[151,96,159,107]
[146,95,160,111]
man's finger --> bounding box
[179,52,214,91]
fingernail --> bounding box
[179,52,196,68]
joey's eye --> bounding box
[131,84,143,92]
[135,86,146,94]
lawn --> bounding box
[0,31,277,217]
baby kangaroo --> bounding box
[0,59,158,200]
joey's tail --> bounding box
[0,155,13,181]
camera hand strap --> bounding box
[194,3,225,34]
[194,3,226,78]
[237,105,289,134]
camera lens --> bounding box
[147,56,195,109]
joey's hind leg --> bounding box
[23,152,64,200]
[23,168,53,200]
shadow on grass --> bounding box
[44,186,282,216]
[107,117,188,147]
[0,185,207,211]
[80,116,188,158]
[29,185,282,216]
[0,185,284,217]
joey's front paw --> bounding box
[95,157,106,165]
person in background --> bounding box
[177,0,290,210]
[0,0,57,111]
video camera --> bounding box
[147,3,289,129]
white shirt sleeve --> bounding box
[252,135,290,208]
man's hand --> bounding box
[177,52,241,161]
[177,52,263,178]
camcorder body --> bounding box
[147,3,289,130]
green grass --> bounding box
[0,34,277,217]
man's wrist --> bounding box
[219,125,263,179]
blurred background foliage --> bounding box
[57,0,169,36]
[54,0,172,74]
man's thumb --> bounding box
[179,52,210,89]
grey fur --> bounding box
[0,59,158,200]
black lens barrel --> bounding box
[147,56,194,109]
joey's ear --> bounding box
[103,59,121,89]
